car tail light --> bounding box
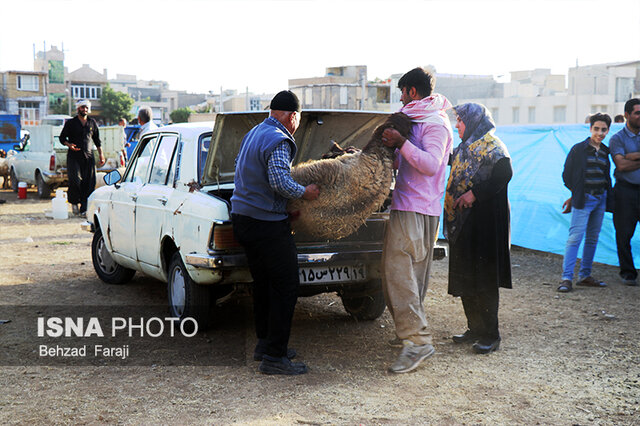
[212,224,241,249]
[49,154,55,171]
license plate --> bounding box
[299,265,367,284]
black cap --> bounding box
[270,90,301,112]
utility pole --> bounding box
[574,58,579,123]
[360,69,366,110]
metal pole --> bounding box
[574,58,579,123]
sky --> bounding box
[1,0,639,95]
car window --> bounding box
[199,135,211,182]
[125,135,158,183]
[149,135,178,185]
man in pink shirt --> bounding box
[380,67,453,374]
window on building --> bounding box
[340,87,348,105]
[18,101,40,126]
[528,107,536,123]
[591,105,608,113]
[304,88,313,107]
[71,84,102,100]
[249,97,261,111]
[491,108,499,123]
[615,77,634,102]
[17,75,39,91]
[553,106,566,123]
[512,107,520,124]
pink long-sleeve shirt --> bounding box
[390,121,453,216]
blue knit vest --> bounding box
[231,117,297,221]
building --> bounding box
[0,70,48,125]
[289,65,391,111]
[67,64,108,122]
[33,45,66,113]
[460,62,640,125]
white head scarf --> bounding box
[76,99,91,112]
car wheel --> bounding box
[10,168,18,192]
[36,172,52,199]
[340,280,386,321]
[91,227,135,284]
[167,252,211,330]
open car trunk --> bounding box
[202,110,391,187]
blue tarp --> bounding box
[446,123,639,268]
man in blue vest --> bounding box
[231,90,320,375]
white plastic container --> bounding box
[51,189,69,219]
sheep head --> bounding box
[364,112,413,153]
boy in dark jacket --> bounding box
[558,113,613,292]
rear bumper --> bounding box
[185,249,384,269]
[185,244,446,270]
[40,170,67,184]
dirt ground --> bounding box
[0,187,639,425]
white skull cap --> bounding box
[76,99,91,110]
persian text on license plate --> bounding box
[299,265,367,284]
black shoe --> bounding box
[253,347,297,362]
[452,330,479,344]
[258,356,308,375]
[472,338,501,354]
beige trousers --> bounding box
[382,210,439,345]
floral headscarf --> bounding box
[455,103,496,143]
[444,103,510,243]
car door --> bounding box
[109,134,158,260]
[134,133,179,266]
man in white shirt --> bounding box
[138,106,157,137]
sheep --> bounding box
[288,112,413,240]
[0,149,9,189]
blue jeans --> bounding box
[562,193,607,280]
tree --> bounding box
[100,85,134,124]
[170,107,193,123]
[50,98,69,115]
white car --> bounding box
[83,111,444,327]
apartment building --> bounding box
[0,70,48,125]
[460,62,640,125]
[289,65,391,111]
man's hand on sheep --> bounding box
[381,128,406,149]
[453,190,476,209]
[302,184,320,200]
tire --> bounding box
[36,172,52,199]
[167,252,211,330]
[91,228,135,284]
[10,168,18,192]
[340,280,386,321]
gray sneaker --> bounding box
[622,276,638,286]
[71,204,79,215]
[389,341,435,374]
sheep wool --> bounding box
[288,112,413,239]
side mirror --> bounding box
[103,169,122,186]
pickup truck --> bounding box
[7,125,127,198]
[83,111,445,328]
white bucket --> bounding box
[51,189,69,219]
